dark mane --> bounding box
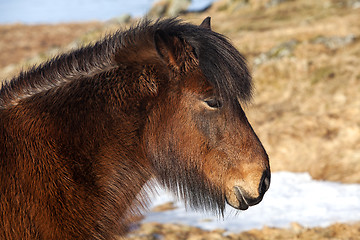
[0,18,251,109]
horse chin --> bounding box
[225,187,249,210]
[226,185,267,211]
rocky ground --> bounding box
[1,0,359,239]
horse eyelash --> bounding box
[204,98,222,109]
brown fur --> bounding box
[0,18,270,239]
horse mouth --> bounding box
[226,186,264,210]
[233,186,250,210]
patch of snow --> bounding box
[143,172,360,232]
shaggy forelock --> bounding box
[150,18,253,103]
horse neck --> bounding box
[54,69,155,229]
[3,63,153,186]
[1,65,154,232]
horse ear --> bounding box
[200,17,211,30]
[154,30,181,67]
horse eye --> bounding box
[204,98,222,109]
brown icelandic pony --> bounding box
[0,17,270,239]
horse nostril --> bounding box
[259,169,271,196]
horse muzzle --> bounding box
[225,169,270,210]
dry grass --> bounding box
[122,221,360,240]
[0,22,102,69]
[0,21,122,81]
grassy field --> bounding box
[1,0,359,238]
